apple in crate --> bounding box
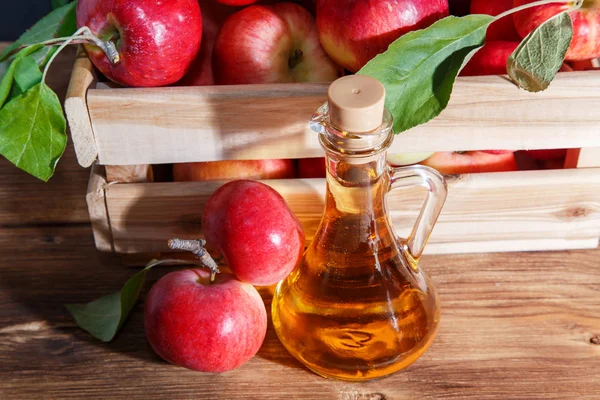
[217,0,259,5]
[513,0,600,61]
[145,269,267,372]
[317,0,449,72]
[460,41,519,76]
[470,0,521,41]
[76,0,203,87]
[180,2,234,86]
[298,157,327,178]
[213,2,341,84]
[173,159,295,181]
[422,151,518,174]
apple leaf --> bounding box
[507,12,573,92]
[11,56,43,97]
[358,15,494,134]
[0,82,67,181]
[0,44,44,108]
[66,260,162,342]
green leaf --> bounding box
[0,1,78,61]
[66,260,164,342]
[358,15,494,134]
[0,83,67,181]
[0,44,44,108]
[11,56,43,97]
[507,12,573,93]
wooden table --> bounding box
[0,47,599,400]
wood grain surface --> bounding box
[80,71,600,165]
[0,43,599,400]
[101,168,600,255]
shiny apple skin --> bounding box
[203,180,305,286]
[173,159,296,182]
[470,0,521,41]
[218,0,260,5]
[422,151,518,174]
[317,0,449,73]
[144,269,267,372]
[460,41,519,76]
[213,2,341,84]
[513,1,600,61]
[77,0,203,87]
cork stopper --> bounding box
[327,75,386,133]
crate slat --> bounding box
[99,167,600,255]
[85,72,600,166]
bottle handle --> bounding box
[388,165,448,263]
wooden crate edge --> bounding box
[65,47,98,168]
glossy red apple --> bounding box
[218,0,259,5]
[77,0,202,87]
[213,2,341,84]
[470,0,521,41]
[460,41,519,76]
[481,150,515,155]
[522,149,568,160]
[180,3,233,86]
[145,269,267,372]
[513,1,600,61]
[297,158,326,178]
[421,151,518,174]
[203,180,305,286]
[317,0,449,73]
[173,159,295,182]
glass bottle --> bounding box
[271,75,448,381]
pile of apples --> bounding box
[145,180,305,372]
[79,0,598,178]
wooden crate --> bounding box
[66,52,600,258]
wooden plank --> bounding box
[103,168,600,254]
[85,164,113,251]
[0,224,599,399]
[86,72,600,165]
[65,48,98,168]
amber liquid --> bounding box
[272,159,440,381]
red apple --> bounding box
[513,1,600,61]
[470,0,521,41]
[203,180,305,286]
[421,151,518,174]
[173,159,295,181]
[522,149,568,160]
[317,0,449,73]
[145,269,267,372]
[460,41,519,76]
[481,150,515,155]
[77,0,202,87]
[180,3,234,86]
[218,0,259,5]
[297,157,326,178]
[213,2,341,85]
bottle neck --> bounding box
[324,149,390,216]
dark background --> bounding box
[0,0,55,41]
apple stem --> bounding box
[168,238,220,282]
[11,26,120,65]
[494,0,583,21]
[288,49,304,70]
